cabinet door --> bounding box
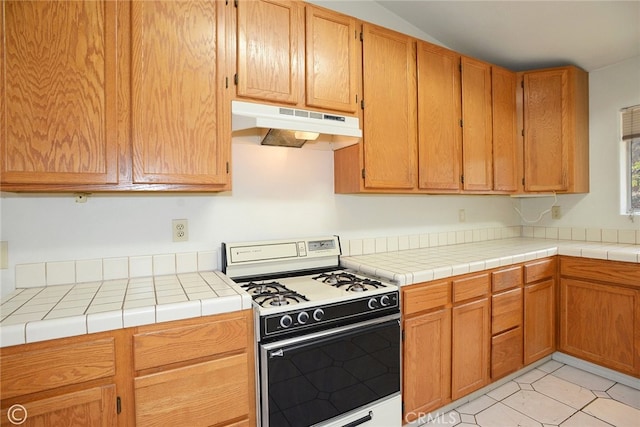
[492,66,519,192]
[560,278,638,375]
[305,5,358,113]
[451,298,490,399]
[523,68,569,192]
[461,56,493,191]
[236,0,302,104]
[403,308,451,422]
[135,354,251,426]
[362,24,417,189]
[0,385,116,427]
[524,279,555,364]
[131,0,228,185]
[1,1,118,185]
[417,42,461,191]
[491,327,523,380]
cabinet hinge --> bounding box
[361,99,365,110]
[461,175,465,184]
[361,169,365,179]
[234,0,238,7]
[521,129,524,137]
[522,177,525,186]
[521,79,524,88]
[226,162,230,174]
[225,76,228,89]
[234,74,238,85]
[459,119,463,127]
[459,63,462,72]
[116,397,122,414]
[360,31,363,42]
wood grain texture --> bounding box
[417,41,462,191]
[1,0,118,184]
[524,278,555,364]
[492,287,523,334]
[403,308,451,421]
[492,265,522,292]
[461,56,493,191]
[403,280,450,316]
[560,278,638,376]
[560,256,640,289]
[305,4,358,113]
[1,338,116,399]
[491,327,523,380]
[524,257,556,283]
[131,0,228,185]
[491,65,519,192]
[236,0,301,104]
[362,23,417,189]
[452,272,489,303]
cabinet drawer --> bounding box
[134,312,249,371]
[492,266,522,292]
[524,258,556,283]
[453,273,489,303]
[491,327,523,380]
[492,288,523,334]
[1,337,116,399]
[403,281,450,316]
[560,257,640,289]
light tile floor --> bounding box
[424,361,640,427]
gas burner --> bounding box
[313,272,386,292]
[242,281,289,295]
[252,290,309,308]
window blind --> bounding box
[622,105,640,140]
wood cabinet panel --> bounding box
[361,23,417,189]
[403,280,450,316]
[131,0,228,185]
[492,287,523,334]
[491,327,523,380]
[236,0,302,104]
[1,338,116,399]
[133,312,249,371]
[492,265,522,292]
[452,273,489,303]
[492,66,520,192]
[135,354,250,426]
[452,298,490,399]
[305,5,358,113]
[560,278,638,376]
[1,0,118,185]
[560,256,640,289]
[417,42,461,191]
[403,308,451,421]
[461,56,493,191]
[0,385,116,427]
[524,278,555,364]
[524,258,556,283]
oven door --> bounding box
[259,314,401,427]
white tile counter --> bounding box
[0,271,251,348]
[341,237,640,286]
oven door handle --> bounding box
[342,411,373,427]
[268,348,284,358]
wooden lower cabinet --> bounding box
[403,307,451,422]
[491,327,523,379]
[451,297,490,399]
[559,257,640,377]
[524,278,555,364]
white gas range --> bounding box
[222,236,402,427]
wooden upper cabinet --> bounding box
[361,23,417,189]
[461,56,493,191]
[131,0,229,185]
[522,65,589,193]
[1,0,118,185]
[492,66,520,192]
[417,42,462,191]
[305,5,358,113]
[236,0,302,104]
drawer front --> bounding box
[403,280,450,316]
[560,256,640,289]
[1,338,116,399]
[492,266,523,292]
[524,258,556,283]
[134,312,249,371]
[491,327,523,380]
[492,287,523,334]
[453,273,489,303]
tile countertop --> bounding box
[340,237,640,286]
[0,271,252,348]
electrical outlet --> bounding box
[458,209,466,222]
[551,205,561,219]
[172,219,188,242]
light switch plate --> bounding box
[0,241,8,269]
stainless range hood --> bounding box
[231,100,362,150]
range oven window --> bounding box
[260,317,400,427]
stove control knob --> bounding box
[380,295,390,307]
[280,315,293,328]
[368,298,379,310]
[297,311,309,324]
[312,308,325,321]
